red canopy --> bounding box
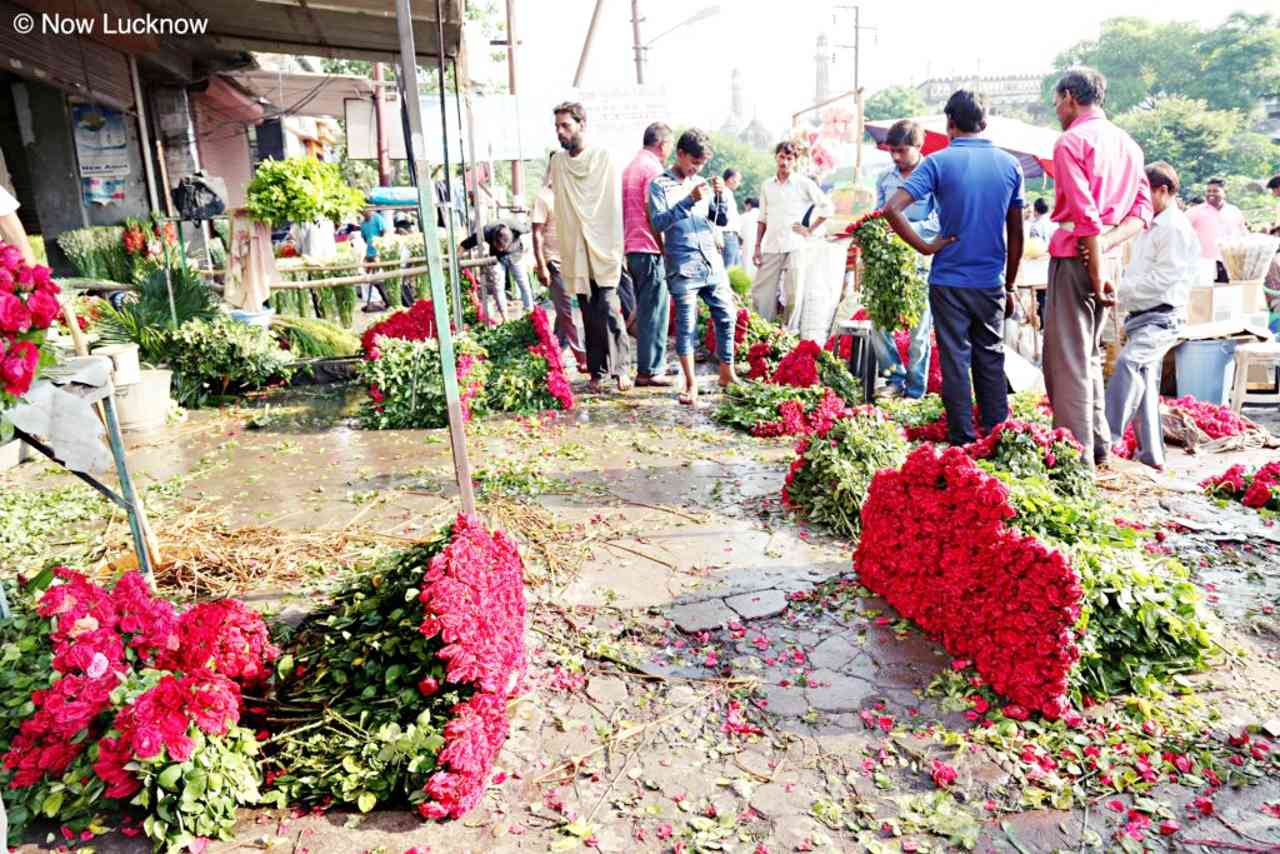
[865,115,1059,180]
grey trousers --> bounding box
[751,251,800,326]
[547,262,585,359]
[1044,258,1111,466]
[1105,313,1179,468]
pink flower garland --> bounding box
[528,306,575,411]
[416,515,528,820]
[0,241,58,404]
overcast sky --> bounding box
[473,0,1277,143]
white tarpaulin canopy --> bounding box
[865,115,1060,180]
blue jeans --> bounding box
[500,254,534,310]
[670,273,735,365]
[721,232,742,270]
[930,285,1007,445]
[627,252,668,376]
[870,306,933,398]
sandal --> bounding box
[587,380,607,394]
[677,391,701,407]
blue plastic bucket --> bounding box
[1174,339,1237,405]
[228,307,276,328]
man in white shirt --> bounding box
[0,184,35,265]
[1105,161,1201,469]
[738,197,759,276]
[751,141,832,327]
[718,169,743,270]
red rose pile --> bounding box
[1202,460,1280,511]
[361,299,440,356]
[856,443,1085,718]
[704,307,750,355]
[772,339,823,387]
[0,241,58,406]
[1116,395,1256,459]
[856,421,1214,718]
[2,568,276,844]
[752,389,852,438]
[416,514,528,819]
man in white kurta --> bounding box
[548,102,631,390]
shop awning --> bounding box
[226,70,394,118]
[866,115,1060,180]
[134,0,463,62]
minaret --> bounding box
[721,68,745,136]
[815,34,831,104]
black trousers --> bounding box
[929,284,1009,445]
[577,281,631,381]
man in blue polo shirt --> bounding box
[882,89,1024,445]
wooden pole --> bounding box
[573,0,606,87]
[373,63,393,187]
[396,0,477,515]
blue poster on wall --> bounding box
[72,104,130,206]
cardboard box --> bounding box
[1187,280,1266,325]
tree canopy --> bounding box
[701,132,777,203]
[1115,96,1275,196]
[864,86,928,122]
[1044,12,1280,114]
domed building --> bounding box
[720,68,774,151]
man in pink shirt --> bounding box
[1043,66,1153,470]
[1186,178,1247,282]
[622,123,674,386]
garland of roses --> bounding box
[264,514,527,820]
[1202,460,1280,511]
[839,211,927,332]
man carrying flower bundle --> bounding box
[883,90,1024,445]
[873,119,938,400]
[1104,161,1199,469]
[648,129,740,407]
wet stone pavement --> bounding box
[5,376,1280,853]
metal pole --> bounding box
[451,58,473,234]
[129,57,160,215]
[462,70,484,241]
[504,0,524,198]
[630,0,645,85]
[437,0,464,324]
[573,0,606,87]
[100,393,153,578]
[854,5,860,94]
[373,63,393,187]
[395,0,477,515]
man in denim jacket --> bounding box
[647,128,740,406]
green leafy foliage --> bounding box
[852,217,927,332]
[726,267,752,301]
[265,538,457,810]
[56,227,130,282]
[245,158,365,229]
[270,316,360,358]
[783,409,910,539]
[1116,97,1275,199]
[864,86,928,121]
[356,335,489,429]
[714,381,828,433]
[94,264,220,364]
[698,132,777,202]
[0,577,55,760]
[163,317,295,408]
[989,466,1215,700]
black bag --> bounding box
[170,171,227,222]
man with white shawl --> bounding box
[548,102,632,392]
